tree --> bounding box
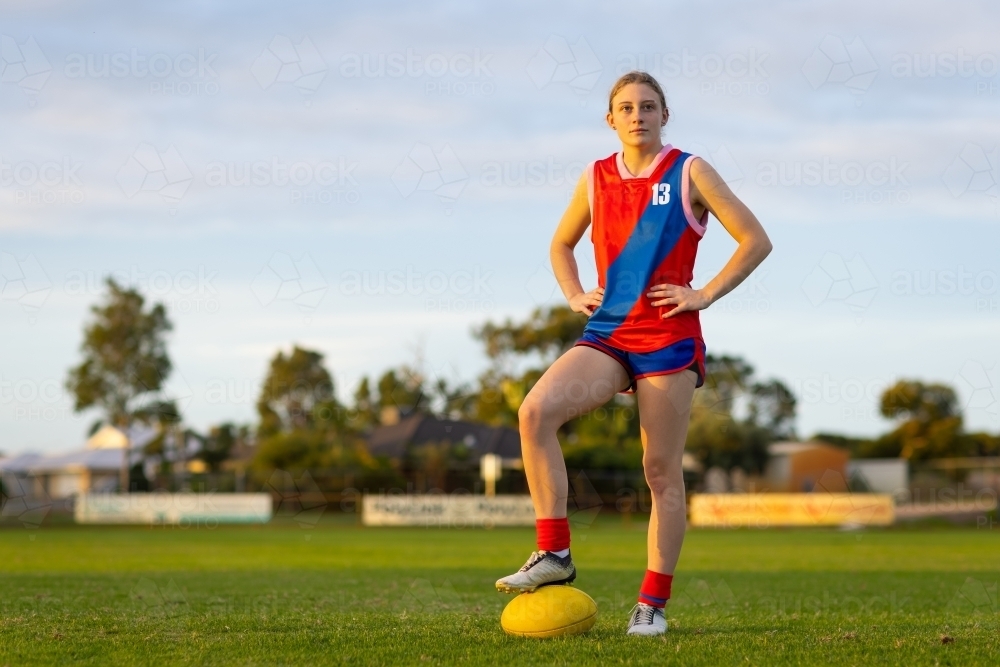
[686,354,795,474]
[685,414,772,475]
[466,367,542,428]
[465,306,587,428]
[250,422,392,491]
[200,423,237,473]
[347,363,475,428]
[337,308,579,430]
[958,431,1000,457]
[257,346,338,437]
[252,430,333,472]
[562,392,643,471]
[823,380,1000,461]
[348,377,379,431]
[747,378,797,440]
[872,380,963,460]
[429,374,476,421]
[409,440,472,491]
[252,346,370,484]
[880,380,959,423]
[475,306,587,364]
[65,277,177,490]
[811,432,875,458]
[692,354,754,418]
[376,367,427,418]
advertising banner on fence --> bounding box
[362,494,535,527]
[75,493,273,525]
[689,493,895,527]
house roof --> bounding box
[28,447,130,474]
[0,453,43,474]
[768,441,847,457]
[367,414,521,461]
[1,424,162,476]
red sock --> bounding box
[535,518,570,552]
[638,570,673,608]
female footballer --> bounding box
[495,71,772,635]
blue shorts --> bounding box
[575,333,706,393]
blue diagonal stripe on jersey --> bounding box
[585,163,688,339]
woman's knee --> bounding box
[643,455,684,497]
[518,396,557,435]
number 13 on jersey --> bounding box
[650,182,671,205]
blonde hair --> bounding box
[608,71,669,123]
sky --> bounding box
[2,0,999,454]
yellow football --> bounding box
[500,585,598,639]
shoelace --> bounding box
[631,604,656,626]
[519,551,545,572]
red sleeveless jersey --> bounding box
[583,144,708,353]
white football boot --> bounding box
[495,550,576,594]
[626,603,667,636]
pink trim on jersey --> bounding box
[681,155,709,237]
[615,143,673,180]
[586,160,596,214]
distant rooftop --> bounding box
[0,452,44,474]
[768,441,848,456]
[0,424,161,475]
[367,413,521,461]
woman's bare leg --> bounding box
[635,370,698,574]
[518,346,630,518]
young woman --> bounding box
[495,71,772,636]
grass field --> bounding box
[1,518,998,665]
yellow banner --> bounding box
[689,493,894,527]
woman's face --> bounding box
[606,83,667,149]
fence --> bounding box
[4,461,999,529]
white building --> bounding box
[0,425,157,500]
[846,458,909,497]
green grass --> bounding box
[1,518,998,665]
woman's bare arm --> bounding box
[550,174,604,316]
[648,158,772,317]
